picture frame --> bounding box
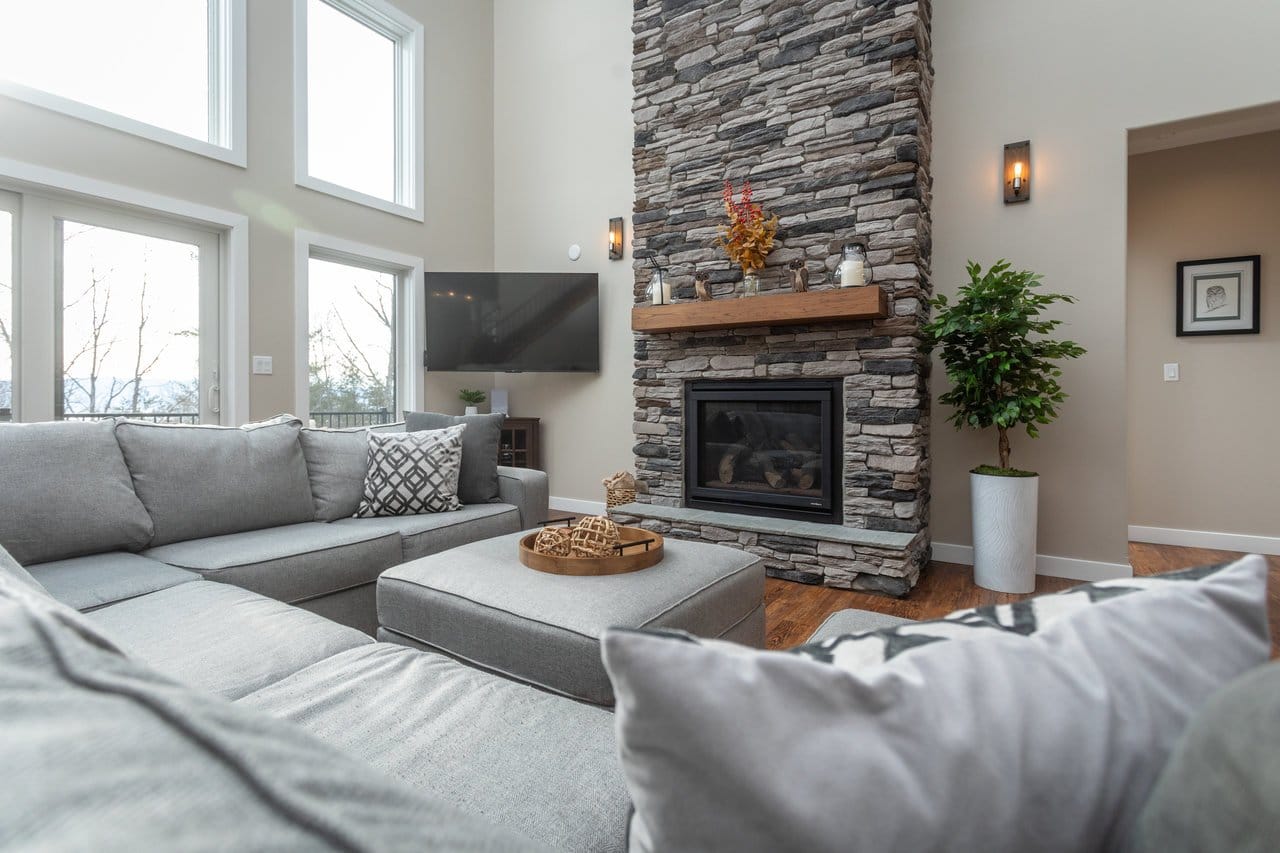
[1175,255,1260,336]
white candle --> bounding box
[650,272,667,305]
[839,257,865,287]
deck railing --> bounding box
[2,409,394,428]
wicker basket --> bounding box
[606,487,637,508]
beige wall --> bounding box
[1127,131,1280,536]
[930,0,1280,566]
[490,0,634,505]
[0,0,496,420]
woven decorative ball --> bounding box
[532,526,573,557]
[570,515,621,557]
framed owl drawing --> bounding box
[1176,255,1261,336]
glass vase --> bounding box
[741,271,760,298]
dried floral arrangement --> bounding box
[715,180,778,274]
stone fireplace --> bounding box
[614,0,934,595]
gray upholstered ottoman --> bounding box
[376,530,766,705]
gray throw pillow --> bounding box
[1130,660,1280,853]
[299,423,405,522]
[356,426,465,517]
[601,556,1271,853]
[115,416,315,546]
[0,420,154,565]
[405,411,505,503]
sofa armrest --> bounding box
[496,467,550,529]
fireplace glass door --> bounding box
[686,380,840,522]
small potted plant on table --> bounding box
[458,389,487,416]
[923,261,1084,593]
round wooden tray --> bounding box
[518,526,665,576]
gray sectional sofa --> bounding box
[0,416,548,635]
[0,416,640,851]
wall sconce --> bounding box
[1003,140,1031,203]
[608,216,625,260]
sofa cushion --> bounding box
[143,522,401,604]
[299,423,405,522]
[406,411,506,503]
[335,503,520,562]
[88,580,374,700]
[0,420,153,565]
[1,573,543,852]
[239,643,630,853]
[601,555,1271,853]
[114,417,315,546]
[29,552,196,612]
[0,541,49,596]
[356,426,465,517]
[1131,660,1280,853]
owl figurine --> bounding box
[694,271,713,302]
[788,259,809,293]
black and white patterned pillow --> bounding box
[356,425,465,517]
[793,562,1233,671]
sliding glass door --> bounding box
[6,192,222,423]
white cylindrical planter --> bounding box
[464,406,480,416]
[970,472,1038,593]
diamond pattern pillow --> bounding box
[794,562,1232,671]
[356,425,465,517]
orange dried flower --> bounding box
[716,180,778,273]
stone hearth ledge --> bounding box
[610,503,927,596]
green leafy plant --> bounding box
[458,389,487,406]
[923,261,1085,475]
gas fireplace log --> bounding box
[792,458,824,491]
[717,443,752,484]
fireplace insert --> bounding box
[685,380,842,523]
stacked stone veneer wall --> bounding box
[622,0,934,593]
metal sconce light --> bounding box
[1003,140,1031,204]
[608,217,625,260]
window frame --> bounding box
[0,191,19,422]
[0,156,249,425]
[292,0,425,221]
[0,0,248,167]
[294,229,424,423]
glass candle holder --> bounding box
[839,244,867,287]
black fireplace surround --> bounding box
[685,380,842,523]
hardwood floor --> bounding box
[766,543,1280,657]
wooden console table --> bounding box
[499,417,541,470]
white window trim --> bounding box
[0,0,248,167]
[292,0,425,221]
[0,156,250,425]
[294,229,425,421]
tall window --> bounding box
[294,0,423,219]
[297,232,422,427]
[0,0,245,164]
[308,257,397,427]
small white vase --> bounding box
[970,471,1038,593]
[464,406,479,416]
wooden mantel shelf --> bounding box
[632,286,888,334]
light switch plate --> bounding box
[1163,362,1179,382]
[252,356,273,375]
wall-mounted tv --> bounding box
[424,272,600,372]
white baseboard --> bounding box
[1128,525,1280,557]
[549,496,607,516]
[931,542,1131,583]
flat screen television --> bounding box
[424,272,600,372]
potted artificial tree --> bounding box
[923,261,1084,593]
